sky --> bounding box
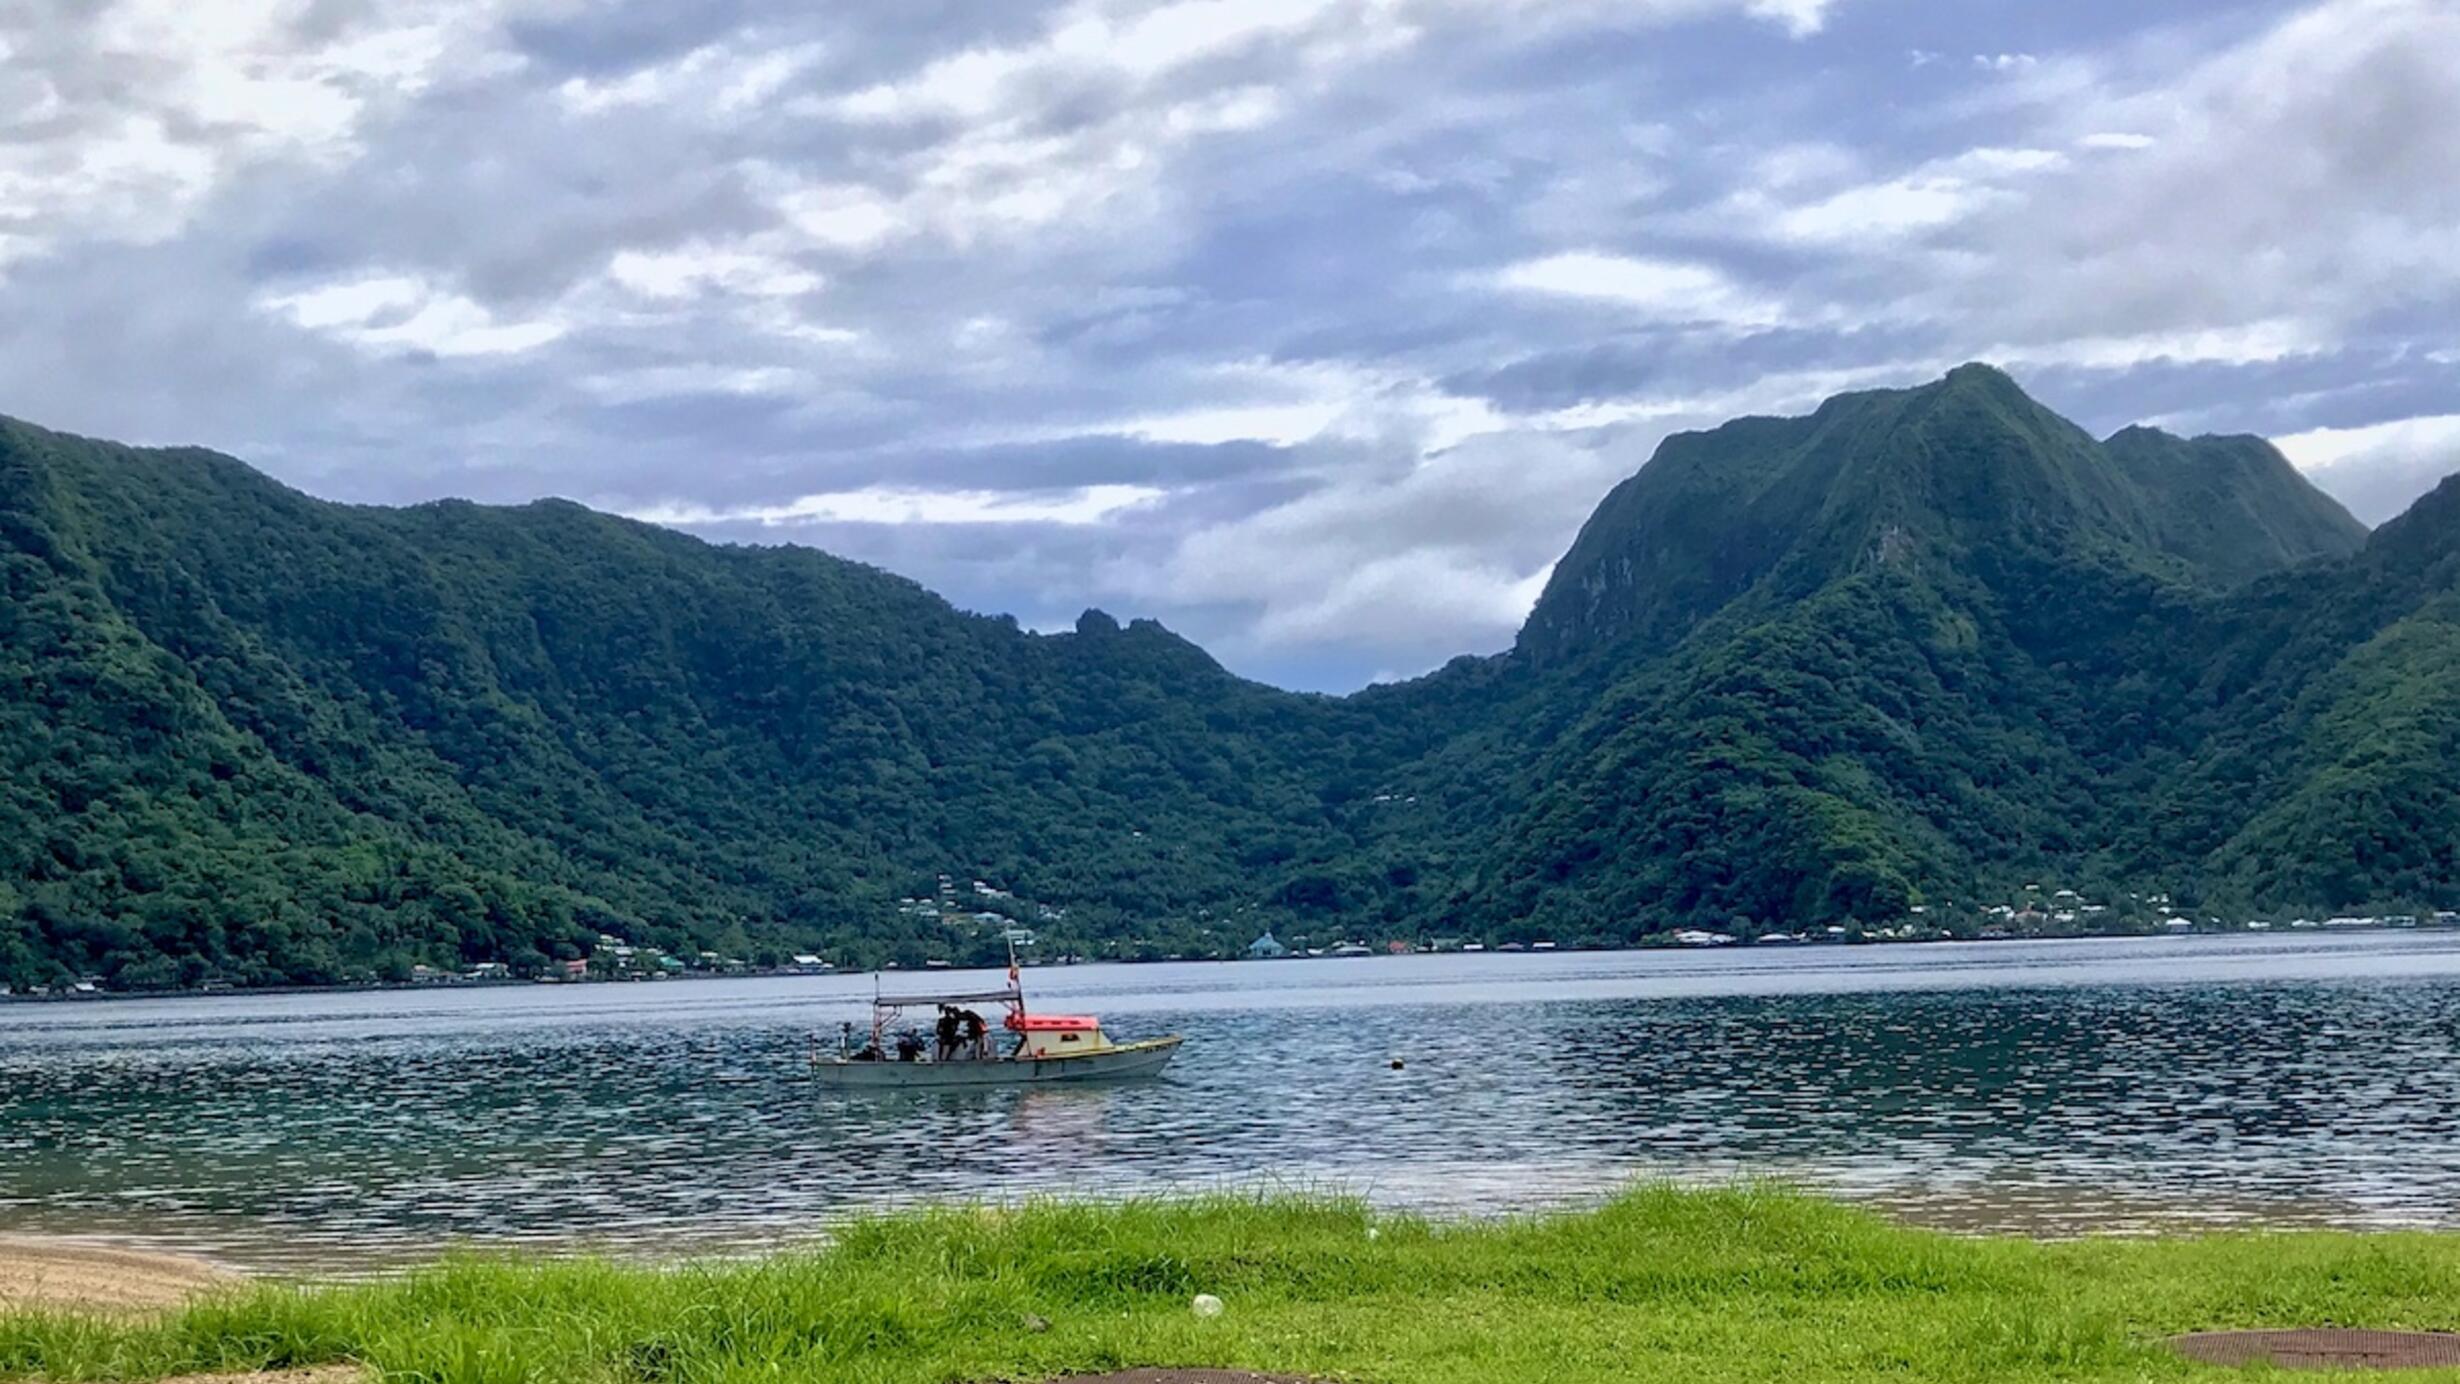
[3,0,2457,691]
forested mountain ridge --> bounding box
[1516,365,2364,662]
[3,366,2454,989]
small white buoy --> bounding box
[1192,1293,1224,1318]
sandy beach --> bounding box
[0,1236,234,1314]
[0,1240,366,1381]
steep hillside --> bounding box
[3,366,2453,989]
[2143,474,2460,905]
[2101,425,2370,587]
[0,418,1433,984]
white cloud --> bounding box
[628,484,1167,528]
[1992,319,2323,371]
[555,46,721,115]
[2275,413,2460,525]
[2277,414,2460,473]
[827,0,1433,126]
[1122,427,1629,669]
[1497,252,1780,327]
[1698,145,2066,249]
[0,0,509,274]
[1961,0,2460,345]
[556,35,826,116]
[1535,362,1937,434]
[1770,176,1983,244]
[607,244,823,300]
[1127,402,1351,448]
[579,364,805,402]
[1745,0,1835,38]
[774,183,908,253]
[1018,359,1508,452]
[787,0,1845,265]
[257,274,565,357]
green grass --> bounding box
[8,1188,2460,1383]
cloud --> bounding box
[1118,427,1634,675]
[2276,414,2460,525]
[1496,253,1781,328]
[8,0,2460,691]
[0,0,505,273]
[626,483,1168,528]
[1991,320,2326,372]
[1656,144,2068,260]
[1740,0,1834,37]
[606,243,823,300]
[257,274,566,356]
[1955,0,2460,348]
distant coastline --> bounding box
[8,917,2457,1003]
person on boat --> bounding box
[895,1030,924,1062]
[933,1006,961,1061]
[959,1008,988,1059]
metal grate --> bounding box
[2171,1329,2460,1370]
[1024,1374,1310,1384]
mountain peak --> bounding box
[1515,366,2367,663]
[1939,360,2025,394]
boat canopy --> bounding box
[1008,1013,1100,1032]
[872,987,1021,1008]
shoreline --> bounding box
[10,924,2459,1006]
[1,1174,2439,1286]
[6,1189,2460,1383]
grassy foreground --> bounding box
[7,1189,2460,1383]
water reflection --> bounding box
[5,933,2460,1269]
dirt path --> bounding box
[154,1372,367,1384]
[1021,1374,1311,1384]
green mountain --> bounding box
[1453,365,2387,933]
[2,366,2451,989]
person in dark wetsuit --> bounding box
[895,1030,924,1062]
[933,1006,961,1061]
[958,1008,988,1059]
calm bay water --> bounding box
[6,933,2460,1270]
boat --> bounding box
[811,956,1183,1089]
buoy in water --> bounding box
[1389,1057,1405,1070]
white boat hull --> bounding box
[812,1036,1183,1089]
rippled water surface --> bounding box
[8,933,2460,1268]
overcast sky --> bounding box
[4,0,2457,689]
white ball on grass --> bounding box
[1192,1293,1224,1318]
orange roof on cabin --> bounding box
[1007,1014,1101,1032]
